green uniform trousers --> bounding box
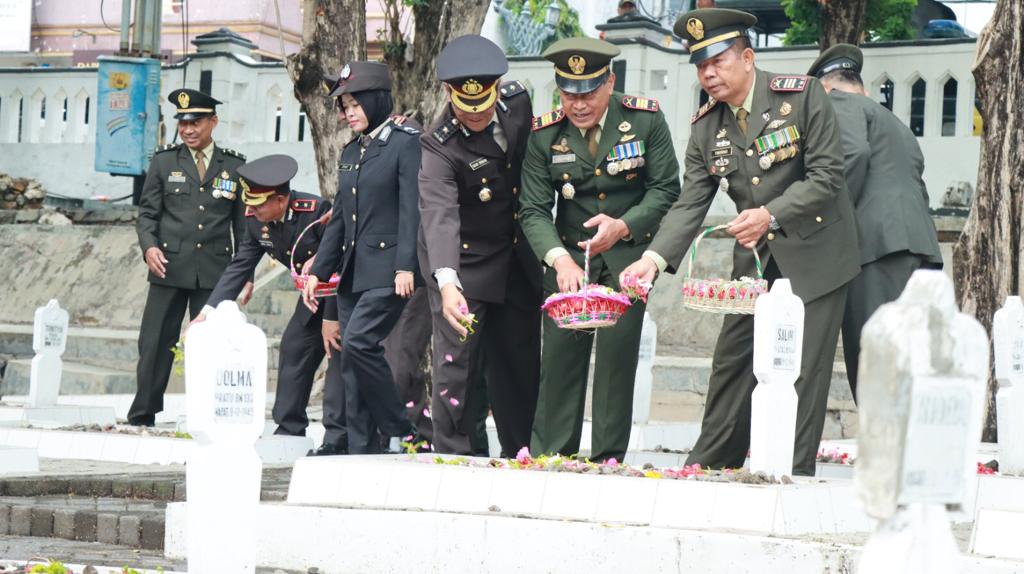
[531,258,646,462]
[684,259,848,476]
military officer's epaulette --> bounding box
[769,75,809,93]
[154,143,181,154]
[432,117,461,144]
[220,148,246,161]
[532,109,565,131]
[690,97,719,124]
[499,80,527,99]
[291,198,317,212]
[622,95,659,112]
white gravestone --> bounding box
[185,301,267,574]
[993,296,1024,475]
[29,299,69,407]
[632,312,657,425]
[856,271,987,574]
[750,279,804,478]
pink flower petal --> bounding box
[444,353,454,363]
[422,408,430,417]
[449,397,460,406]
[440,388,448,396]
[406,401,415,408]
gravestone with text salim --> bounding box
[185,300,268,574]
[750,279,803,478]
[856,271,987,573]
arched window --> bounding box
[876,77,894,111]
[941,77,957,137]
[910,78,926,136]
[297,109,306,142]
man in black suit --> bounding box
[304,61,425,454]
[130,88,246,426]
[418,35,544,456]
[807,44,943,397]
[194,154,349,443]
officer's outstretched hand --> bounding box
[620,257,658,286]
[728,207,771,249]
[440,284,470,338]
[322,319,342,354]
[144,247,168,279]
[238,281,254,306]
[553,255,586,293]
[579,214,630,256]
[395,271,415,299]
[302,277,320,313]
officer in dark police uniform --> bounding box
[130,88,246,426]
[622,9,860,475]
[418,35,543,456]
[304,61,426,454]
[807,44,943,398]
[194,154,345,443]
[519,38,681,463]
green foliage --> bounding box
[29,562,68,574]
[781,0,918,46]
[503,0,584,55]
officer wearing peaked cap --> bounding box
[622,9,860,475]
[191,154,350,445]
[130,88,246,427]
[519,37,680,463]
[418,34,544,457]
[808,44,943,399]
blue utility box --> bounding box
[94,56,161,176]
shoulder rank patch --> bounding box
[432,117,460,144]
[245,207,256,217]
[291,199,317,212]
[690,97,719,124]
[154,143,180,154]
[500,80,527,99]
[220,147,247,161]
[769,75,808,93]
[622,95,659,112]
[532,109,566,131]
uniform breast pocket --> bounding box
[548,163,584,190]
[362,234,397,251]
[707,150,738,181]
[164,185,191,201]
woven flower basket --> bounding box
[541,240,632,330]
[681,224,768,315]
[290,219,340,298]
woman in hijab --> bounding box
[303,61,425,455]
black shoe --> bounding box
[127,417,155,427]
[307,442,348,457]
[397,429,431,454]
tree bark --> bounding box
[817,0,867,49]
[285,0,366,200]
[954,0,1024,441]
[382,0,492,126]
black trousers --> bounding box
[129,283,211,425]
[271,297,326,436]
[383,287,434,441]
[425,278,540,458]
[324,287,411,443]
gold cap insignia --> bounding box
[177,92,190,109]
[462,79,483,96]
[686,18,705,41]
[567,55,587,76]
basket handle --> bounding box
[685,224,764,280]
[290,218,323,273]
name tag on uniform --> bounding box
[259,240,274,249]
[469,157,489,171]
[339,163,356,171]
[168,171,186,183]
[712,147,733,157]
[552,153,577,164]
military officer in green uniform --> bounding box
[621,9,860,475]
[807,44,943,398]
[130,88,247,426]
[520,38,681,462]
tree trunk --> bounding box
[285,0,366,200]
[954,0,1024,442]
[817,0,867,49]
[383,0,492,125]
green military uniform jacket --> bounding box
[651,69,860,303]
[136,143,247,290]
[519,92,680,282]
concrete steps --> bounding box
[1,359,139,396]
